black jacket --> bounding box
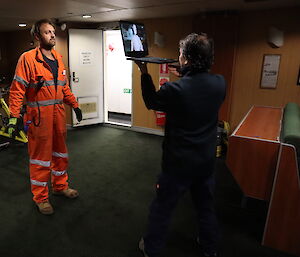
[141,70,226,178]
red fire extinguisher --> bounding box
[156,111,166,126]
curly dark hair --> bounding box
[31,19,56,37]
[179,32,214,72]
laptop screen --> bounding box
[119,21,149,58]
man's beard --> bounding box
[41,38,55,50]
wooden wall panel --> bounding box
[55,29,72,125]
[55,29,69,70]
[193,13,239,121]
[0,32,9,80]
[2,28,69,81]
[132,16,194,130]
[230,8,300,129]
[5,29,34,82]
[132,13,238,129]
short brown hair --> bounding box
[31,19,56,37]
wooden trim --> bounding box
[262,143,300,256]
[231,106,254,135]
[232,135,279,144]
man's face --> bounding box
[37,23,56,49]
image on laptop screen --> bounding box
[120,21,149,58]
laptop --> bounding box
[119,20,177,64]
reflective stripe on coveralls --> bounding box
[30,159,51,167]
[13,75,29,88]
[53,152,68,158]
[28,79,66,89]
[51,169,67,176]
[27,99,63,107]
[30,179,47,187]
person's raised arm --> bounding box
[134,61,168,111]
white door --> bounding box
[104,30,132,115]
[69,29,103,127]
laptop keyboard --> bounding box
[127,56,178,64]
[138,57,176,62]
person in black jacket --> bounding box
[135,33,226,257]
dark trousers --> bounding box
[144,171,220,257]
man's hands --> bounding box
[74,107,82,122]
[135,61,182,77]
[7,117,17,138]
[134,61,148,74]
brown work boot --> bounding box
[36,201,54,215]
[53,188,79,199]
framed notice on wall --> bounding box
[260,54,281,89]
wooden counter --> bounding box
[226,106,283,201]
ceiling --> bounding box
[0,0,299,31]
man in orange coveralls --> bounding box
[8,19,82,215]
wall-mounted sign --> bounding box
[260,54,281,89]
[160,63,169,74]
[80,51,94,66]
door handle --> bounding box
[72,72,79,83]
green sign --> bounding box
[123,88,132,94]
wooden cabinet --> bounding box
[226,106,282,200]
[226,105,300,256]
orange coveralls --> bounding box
[9,47,79,203]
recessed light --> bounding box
[82,14,92,18]
[19,23,27,27]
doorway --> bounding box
[104,30,132,126]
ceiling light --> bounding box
[82,14,92,18]
[18,23,27,27]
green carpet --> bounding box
[0,125,296,257]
